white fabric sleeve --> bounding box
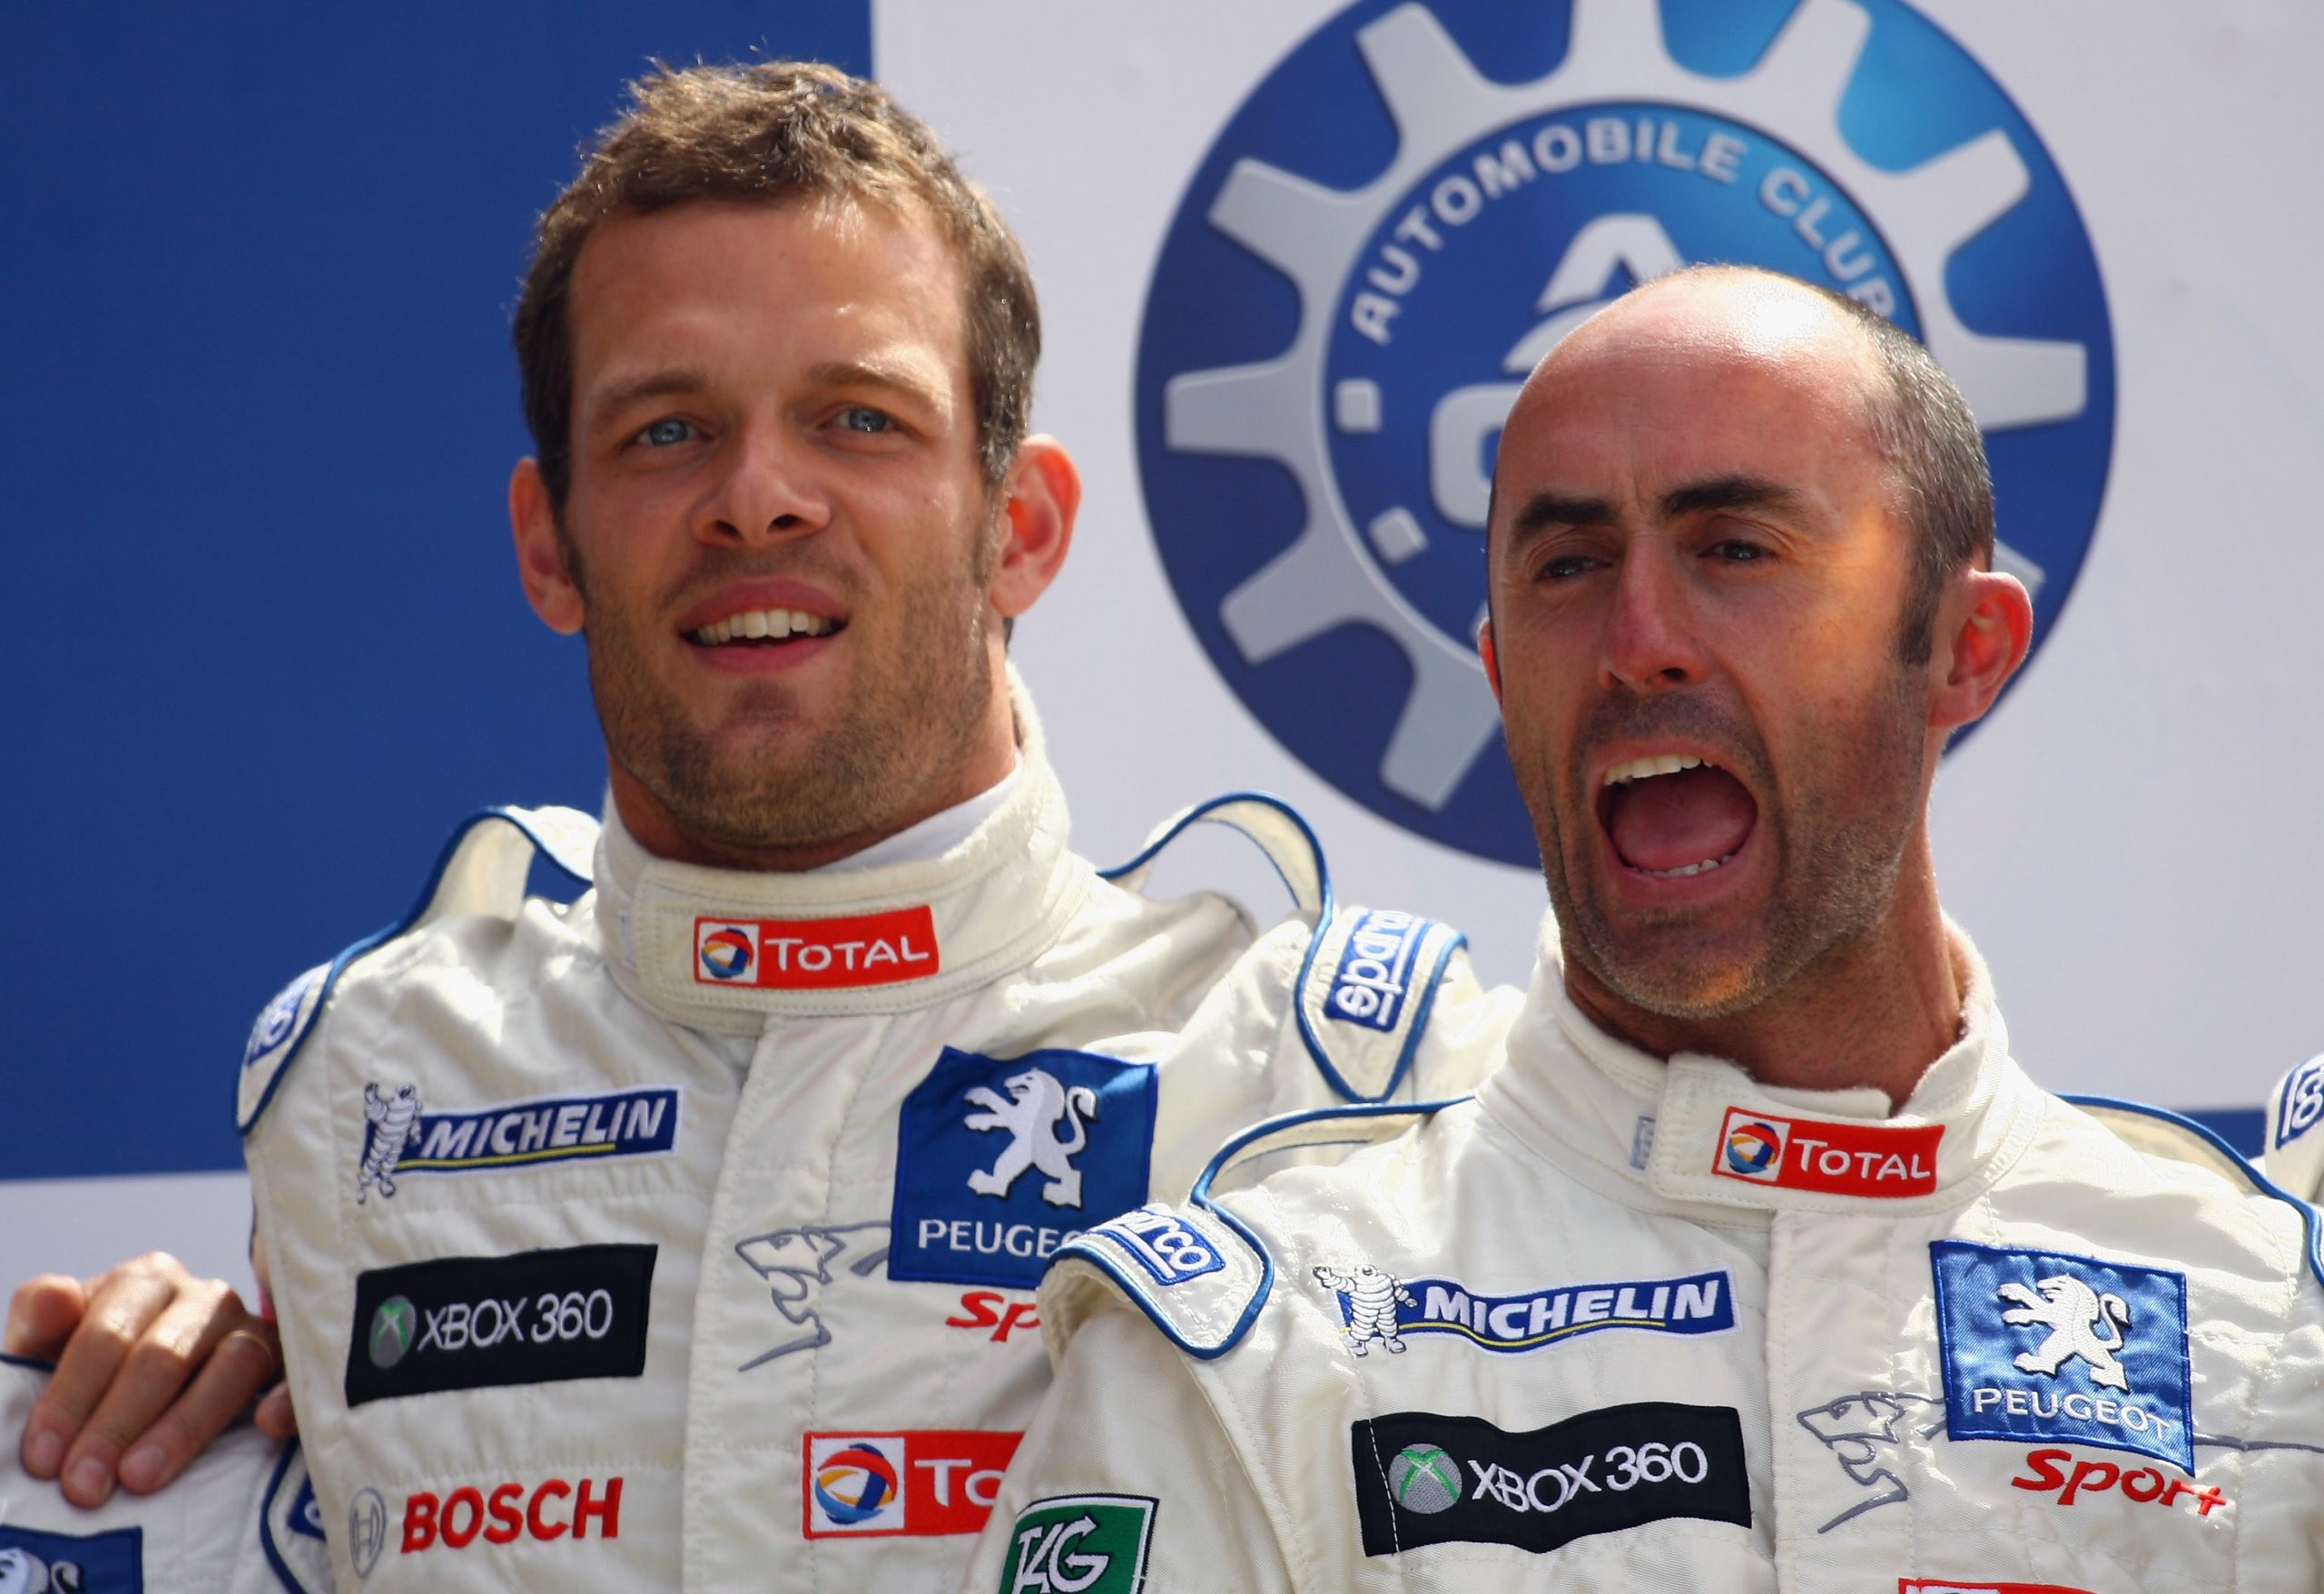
[958,1302,1295,1594]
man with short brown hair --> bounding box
[969,266,2324,1590]
[11,61,1507,1591]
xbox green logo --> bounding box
[369,1295,418,1370]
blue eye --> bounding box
[636,418,694,448]
[1710,540,1768,563]
[1541,554,1597,581]
[838,406,893,435]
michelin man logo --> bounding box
[1999,1274,2132,1392]
[1138,0,2113,863]
[356,1081,423,1203]
[963,1068,1098,1209]
[1316,1261,1419,1355]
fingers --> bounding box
[5,1274,89,1360]
[253,1380,299,1441]
[114,1322,282,1494]
[15,1255,244,1507]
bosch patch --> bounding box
[1931,1240,2193,1472]
[1351,1402,1750,1557]
[888,1048,1157,1290]
[345,1244,655,1406]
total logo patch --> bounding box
[1353,1402,1750,1556]
[693,908,938,990]
[398,1475,624,1558]
[1930,1240,2193,1473]
[1900,1584,2098,1594]
[345,1244,655,1407]
[353,1083,680,1202]
[0,1524,143,1594]
[1137,0,2112,865]
[994,1495,1157,1594]
[888,1048,1157,1290]
[1318,1261,1733,1355]
[803,1431,1020,1539]
[1713,1107,1939,1197]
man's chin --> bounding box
[1561,908,1777,1023]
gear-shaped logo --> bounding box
[1137,0,2114,866]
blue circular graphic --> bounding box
[1136,0,2114,867]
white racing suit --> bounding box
[0,1355,329,1593]
[233,694,1513,1591]
[980,923,2324,1592]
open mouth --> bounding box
[685,607,844,649]
[1597,753,1759,881]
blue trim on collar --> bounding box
[1096,790,1326,916]
[256,1440,319,1592]
[0,1350,57,1374]
[2063,1092,2324,1292]
[233,807,594,1137]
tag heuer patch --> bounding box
[994,1495,1155,1593]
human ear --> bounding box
[510,459,586,635]
[1928,568,2033,732]
[987,436,1080,621]
[1478,618,1503,702]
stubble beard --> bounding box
[1526,668,1928,1022]
[580,514,1002,859]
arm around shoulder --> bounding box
[960,1299,1295,1594]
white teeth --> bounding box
[1640,851,1737,880]
[692,608,838,645]
[1603,753,1707,787]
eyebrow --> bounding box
[804,358,948,411]
[1512,492,1616,533]
[1659,475,1805,521]
[586,367,714,420]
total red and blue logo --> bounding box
[811,1440,901,1527]
[1723,1119,1784,1178]
[697,922,756,982]
[803,1431,1021,1538]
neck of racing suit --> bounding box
[1473,914,2049,1225]
[588,669,1092,1036]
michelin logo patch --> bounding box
[354,1084,680,1201]
[889,1048,1157,1290]
[1931,1240,2192,1472]
[0,1522,143,1592]
[1318,1263,1732,1356]
[1324,910,1433,1031]
[2275,1054,2324,1150]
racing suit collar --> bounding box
[592,670,1092,1033]
[1477,914,2045,1215]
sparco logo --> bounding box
[1137,0,2113,863]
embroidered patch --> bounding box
[692,908,938,989]
[2276,1055,2324,1150]
[802,1431,1021,1538]
[993,1495,1156,1594]
[0,1523,143,1593]
[1078,1205,1226,1288]
[354,1085,681,1201]
[345,1244,656,1406]
[1323,910,1435,1031]
[1318,1264,1733,1356]
[1712,1107,1940,1197]
[1351,1402,1750,1557]
[1930,1240,2193,1472]
[243,964,326,1068]
[888,1048,1157,1290]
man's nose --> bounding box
[1600,544,1709,691]
[696,425,830,546]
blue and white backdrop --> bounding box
[6,0,2319,1294]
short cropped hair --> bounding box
[514,61,1039,509]
[1664,265,1994,663]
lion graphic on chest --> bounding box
[1997,1274,2133,1392]
[961,1067,1099,1208]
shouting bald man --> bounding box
[960,268,2324,1592]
